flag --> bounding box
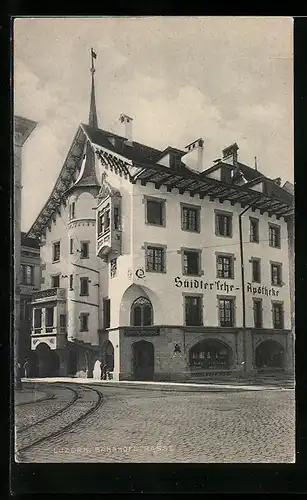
[91,48,97,59]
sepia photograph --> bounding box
[13,16,294,464]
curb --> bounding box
[21,378,293,393]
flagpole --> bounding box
[91,48,95,74]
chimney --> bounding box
[222,143,239,166]
[120,114,133,143]
[273,177,281,186]
[182,138,204,173]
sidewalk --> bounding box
[22,377,293,392]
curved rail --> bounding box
[16,384,103,456]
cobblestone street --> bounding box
[16,384,295,463]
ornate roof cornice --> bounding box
[26,126,86,239]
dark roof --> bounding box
[82,124,162,165]
[21,232,40,249]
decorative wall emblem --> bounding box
[135,268,145,279]
[127,269,133,280]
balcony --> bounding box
[32,287,66,303]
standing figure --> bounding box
[23,358,29,378]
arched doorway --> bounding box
[101,340,114,371]
[35,343,60,377]
[189,339,232,370]
[255,340,284,369]
[132,340,154,380]
[68,349,78,376]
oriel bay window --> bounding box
[218,297,235,327]
[181,204,200,232]
[145,197,165,227]
[98,204,110,235]
[215,211,232,237]
[271,262,282,286]
[183,249,201,276]
[185,295,203,326]
[216,254,234,279]
[145,245,166,273]
[131,297,153,326]
[272,302,284,329]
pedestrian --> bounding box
[23,358,29,378]
[101,362,107,380]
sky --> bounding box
[14,17,293,232]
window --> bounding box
[215,212,232,237]
[110,258,117,278]
[271,263,282,286]
[269,224,281,248]
[216,255,234,279]
[181,204,200,232]
[45,307,54,328]
[98,205,110,235]
[250,218,259,243]
[251,259,261,283]
[34,309,42,329]
[80,241,89,259]
[218,298,235,327]
[146,198,165,226]
[145,245,165,273]
[69,202,75,220]
[80,313,89,332]
[103,298,110,329]
[183,250,201,276]
[70,238,73,254]
[52,241,60,262]
[80,277,89,296]
[253,299,263,328]
[185,296,203,326]
[60,314,66,327]
[272,302,284,329]
[131,297,153,326]
[21,264,34,285]
[51,274,60,288]
[69,274,73,290]
[20,298,31,321]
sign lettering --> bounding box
[174,277,280,296]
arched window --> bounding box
[131,297,153,327]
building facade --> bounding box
[19,232,40,372]
[14,116,37,383]
[26,61,294,381]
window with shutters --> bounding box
[272,302,284,329]
[51,274,60,288]
[181,203,200,232]
[145,245,166,273]
[216,254,234,279]
[253,298,263,328]
[185,296,203,326]
[271,262,282,286]
[80,313,89,332]
[182,250,201,276]
[34,309,42,330]
[269,224,281,248]
[52,241,60,262]
[215,211,232,237]
[218,297,235,327]
[45,307,54,328]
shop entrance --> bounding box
[35,342,59,377]
[255,340,284,369]
[132,340,154,380]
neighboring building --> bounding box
[26,58,294,381]
[14,116,37,383]
[19,232,40,372]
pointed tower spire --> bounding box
[89,48,98,129]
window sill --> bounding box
[145,221,165,228]
[271,283,283,288]
[216,275,235,280]
[183,273,203,278]
[80,294,89,297]
[252,280,261,284]
[181,228,200,234]
[250,240,259,244]
[52,260,60,263]
[79,330,89,333]
[269,245,281,249]
[146,269,166,274]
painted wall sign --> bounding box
[174,277,280,296]
[124,327,160,337]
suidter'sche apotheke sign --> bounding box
[174,277,281,296]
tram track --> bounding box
[15,384,103,459]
